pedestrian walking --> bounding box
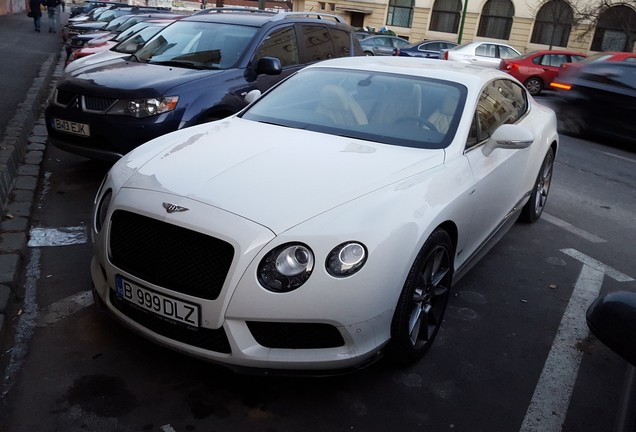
[27,0,42,32]
[43,0,61,33]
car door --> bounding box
[461,79,535,256]
[472,43,501,68]
[538,53,569,84]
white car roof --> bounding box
[305,56,508,88]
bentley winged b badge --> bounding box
[162,202,189,214]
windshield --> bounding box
[241,68,467,150]
[136,21,258,70]
[115,25,166,53]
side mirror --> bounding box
[482,124,534,156]
[244,89,261,105]
[587,291,636,366]
[255,56,282,76]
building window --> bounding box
[387,0,414,28]
[318,2,325,10]
[530,0,573,47]
[591,5,636,52]
[429,0,462,34]
[477,0,514,40]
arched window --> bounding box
[386,0,414,28]
[531,0,573,47]
[591,5,636,52]
[477,0,514,40]
[430,0,462,34]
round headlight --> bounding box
[326,242,367,277]
[258,243,314,292]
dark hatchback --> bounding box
[45,9,363,161]
[555,61,636,145]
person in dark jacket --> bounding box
[27,0,42,32]
[42,0,61,33]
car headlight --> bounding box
[95,188,112,233]
[326,242,367,277]
[258,243,314,292]
[107,97,179,118]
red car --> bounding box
[499,50,586,96]
[550,51,636,91]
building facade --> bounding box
[293,0,636,55]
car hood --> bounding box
[62,60,226,97]
[119,118,445,234]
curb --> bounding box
[0,48,65,336]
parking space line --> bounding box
[542,213,606,243]
[520,250,633,432]
[599,151,636,164]
[27,226,88,247]
[37,290,94,327]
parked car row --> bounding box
[46,9,364,161]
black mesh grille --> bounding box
[109,290,231,353]
[109,210,234,300]
[84,95,117,112]
[247,322,345,349]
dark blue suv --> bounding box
[45,9,363,161]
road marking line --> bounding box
[561,248,633,282]
[37,290,94,327]
[27,226,88,247]
[542,213,606,243]
[520,250,634,432]
[600,151,636,164]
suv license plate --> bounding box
[53,118,90,137]
[115,276,200,327]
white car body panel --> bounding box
[90,56,558,372]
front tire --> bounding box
[388,229,453,366]
[520,148,554,223]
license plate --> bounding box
[115,276,200,327]
[53,118,90,137]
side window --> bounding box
[466,79,527,150]
[475,44,496,57]
[498,46,518,59]
[330,28,352,57]
[254,26,300,68]
[532,55,543,65]
[301,24,336,62]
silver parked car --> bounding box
[443,41,521,68]
[360,35,410,56]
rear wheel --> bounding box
[524,77,543,96]
[388,229,453,366]
[520,148,554,223]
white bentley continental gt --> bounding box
[91,56,558,373]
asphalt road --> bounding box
[0,33,635,430]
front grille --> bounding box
[247,322,345,349]
[84,96,117,112]
[109,210,234,300]
[110,290,231,353]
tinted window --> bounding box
[330,28,352,56]
[301,25,335,62]
[467,79,527,148]
[256,26,299,67]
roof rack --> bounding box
[270,11,345,23]
[193,7,276,16]
[192,8,345,23]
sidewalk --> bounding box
[0,11,68,336]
